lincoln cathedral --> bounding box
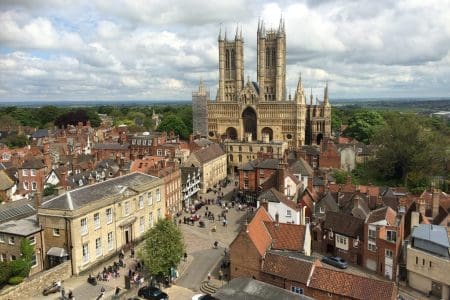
[193,18,331,147]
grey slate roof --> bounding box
[180,166,199,183]
[0,215,41,236]
[0,202,36,223]
[213,277,313,300]
[412,224,449,248]
[31,129,49,138]
[41,172,160,211]
[289,158,313,176]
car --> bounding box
[192,294,216,300]
[321,256,348,269]
[137,286,169,300]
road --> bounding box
[176,247,223,291]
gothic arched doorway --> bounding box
[317,133,324,145]
[261,127,273,141]
[242,107,257,140]
[225,127,238,140]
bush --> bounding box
[8,276,24,285]
[9,259,31,278]
[0,262,12,285]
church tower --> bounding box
[257,17,286,101]
[217,26,244,102]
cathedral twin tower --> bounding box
[193,18,331,148]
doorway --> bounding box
[242,107,257,140]
[124,226,132,244]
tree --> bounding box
[344,110,385,144]
[157,114,189,139]
[43,184,57,197]
[1,134,29,148]
[370,113,448,189]
[139,219,185,278]
[332,169,349,184]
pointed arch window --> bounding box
[226,49,230,70]
[231,49,235,69]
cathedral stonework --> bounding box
[203,18,331,148]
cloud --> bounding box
[0,0,449,101]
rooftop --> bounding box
[0,215,41,236]
[213,277,313,300]
[412,224,449,248]
[41,172,160,211]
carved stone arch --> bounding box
[261,127,273,141]
[225,127,238,140]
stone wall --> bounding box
[0,261,72,300]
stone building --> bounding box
[183,143,227,193]
[406,224,449,299]
[200,19,331,148]
[192,80,209,137]
[38,172,165,274]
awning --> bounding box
[47,247,69,257]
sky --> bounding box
[0,0,449,102]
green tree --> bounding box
[157,114,189,139]
[1,134,29,148]
[139,219,185,278]
[370,113,448,189]
[0,114,20,130]
[344,110,385,144]
[37,106,62,127]
[10,238,34,278]
[43,184,57,197]
[332,169,349,184]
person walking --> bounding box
[207,273,211,281]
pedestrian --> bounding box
[131,247,135,258]
[184,252,187,262]
[219,270,223,281]
[61,286,65,298]
[68,290,74,299]
[128,269,132,278]
[207,272,211,281]
[115,286,121,296]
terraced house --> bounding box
[38,172,165,274]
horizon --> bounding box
[1,1,450,101]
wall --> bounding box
[229,231,263,280]
[0,260,71,300]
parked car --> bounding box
[138,286,169,300]
[321,256,348,269]
[192,294,216,300]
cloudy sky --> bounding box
[0,0,449,102]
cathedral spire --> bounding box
[258,17,261,33]
[310,88,313,105]
[218,24,223,41]
[240,25,243,40]
[324,81,329,104]
[198,78,206,94]
[235,24,239,40]
[224,28,227,41]
[278,14,283,33]
[295,73,305,104]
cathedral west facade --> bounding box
[195,18,331,148]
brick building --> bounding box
[363,206,404,280]
[316,211,364,265]
[18,158,48,196]
[319,139,340,169]
[91,143,130,162]
[229,207,310,280]
[148,161,182,217]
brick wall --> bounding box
[229,231,263,280]
[0,260,71,300]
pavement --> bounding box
[30,178,245,300]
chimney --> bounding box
[353,194,360,209]
[34,191,42,208]
[411,211,420,231]
[417,197,426,216]
[278,159,286,194]
[432,188,440,219]
[260,199,268,212]
[275,212,279,225]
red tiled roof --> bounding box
[247,207,273,256]
[262,252,316,284]
[309,267,397,300]
[366,206,397,225]
[263,222,306,251]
